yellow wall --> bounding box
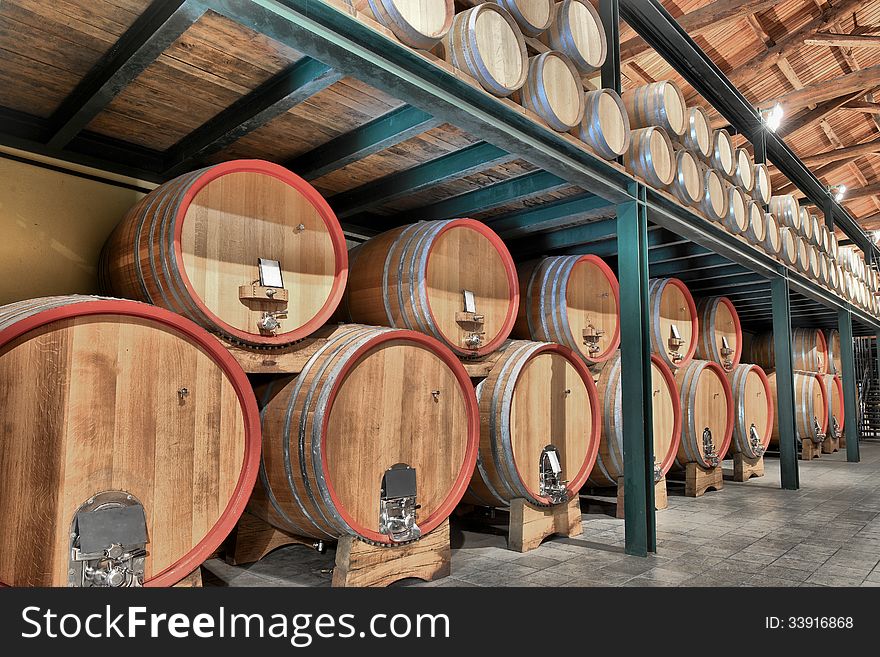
[0,157,145,304]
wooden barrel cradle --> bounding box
[673,359,734,469]
[518,51,585,131]
[695,296,742,372]
[464,340,600,508]
[752,162,772,205]
[444,4,528,97]
[669,147,703,207]
[513,254,620,365]
[342,218,519,357]
[708,128,735,177]
[624,126,675,188]
[769,194,801,231]
[0,296,261,587]
[542,0,607,74]
[698,167,728,223]
[742,200,766,246]
[778,226,798,267]
[726,364,774,459]
[350,0,454,49]
[750,328,828,373]
[730,147,755,192]
[588,352,682,487]
[100,159,348,347]
[648,277,699,370]
[678,106,712,159]
[822,373,844,438]
[768,371,828,446]
[497,0,554,37]
[761,212,781,256]
[576,88,631,160]
[621,80,687,137]
[722,184,749,235]
[251,325,478,544]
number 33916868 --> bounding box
[765,617,853,629]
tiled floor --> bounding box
[203,442,880,587]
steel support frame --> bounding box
[617,182,656,557]
[838,309,861,462]
[771,277,800,490]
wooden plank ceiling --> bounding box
[621,0,880,232]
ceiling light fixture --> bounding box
[830,184,847,202]
[760,103,784,132]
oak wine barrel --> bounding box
[514,254,620,365]
[798,206,813,242]
[729,147,754,192]
[769,195,801,231]
[0,296,261,586]
[252,325,478,544]
[699,167,728,223]
[808,215,822,248]
[827,257,840,292]
[750,328,828,373]
[497,0,554,37]
[678,106,712,159]
[342,218,519,357]
[768,371,828,446]
[542,0,607,74]
[351,0,454,49]
[778,226,798,267]
[742,200,766,246]
[819,224,831,254]
[795,236,810,274]
[576,88,631,160]
[822,373,844,438]
[808,244,821,280]
[648,277,699,370]
[722,184,749,235]
[818,253,829,286]
[444,4,528,97]
[465,340,599,507]
[669,147,703,206]
[708,128,735,177]
[100,160,348,347]
[624,126,675,188]
[673,359,734,469]
[761,212,781,256]
[829,231,839,260]
[726,364,774,459]
[518,51,585,131]
[825,329,841,374]
[695,296,742,372]
[752,162,772,205]
[588,352,681,487]
[621,80,687,137]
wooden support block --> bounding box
[224,511,322,566]
[732,453,765,482]
[839,432,847,449]
[173,567,203,588]
[615,476,667,520]
[800,439,821,460]
[822,434,840,454]
[684,462,723,497]
[508,497,582,553]
[332,519,451,588]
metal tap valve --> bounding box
[379,464,421,543]
[539,445,569,504]
[582,324,605,355]
[702,427,719,468]
[748,423,765,457]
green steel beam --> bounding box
[510,217,618,256]
[286,105,439,180]
[665,263,750,282]
[329,142,512,218]
[838,309,861,462]
[771,276,800,490]
[558,228,689,258]
[487,193,615,238]
[686,277,769,295]
[617,182,655,557]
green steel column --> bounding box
[617,182,655,556]
[771,276,799,490]
[838,308,860,462]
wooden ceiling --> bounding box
[620,0,880,232]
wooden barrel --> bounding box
[695,296,742,372]
[761,212,781,256]
[621,80,687,137]
[673,359,734,468]
[588,352,681,487]
[518,51,585,131]
[252,325,478,543]
[444,4,528,97]
[625,126,675,187]
[722,184,749,235]
[708,128,734,177]
[726,364,774,459]
[749,328,828,373]
[542,0,607,74]
[822,373,844,438]
[827,257,840,291]
[778,226,798,267]
[497,0,554,37]
[679,106,712,159]
[743,200,766,246]
[100,160,348,347]
[648,277,699,369]
[829,231,839,260]
[818,253,829,286]
[808,244,821,280]
[669,148,702,206]
[808,215,822,248]
[819,224,831,254]
[353,0,454,49]
[699,167,728,222]
[768,195,801,231]
[342,219,518,357]
[514,255,620,365]
[465,340,599,507]
[752,162,772,205]
[730,147,755,192]
[0,296,261,586]
[576,88,631,160]
[798,206,813,242]
[826,329,842,375]
[795,236,810,275]
[768,371,828,446]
